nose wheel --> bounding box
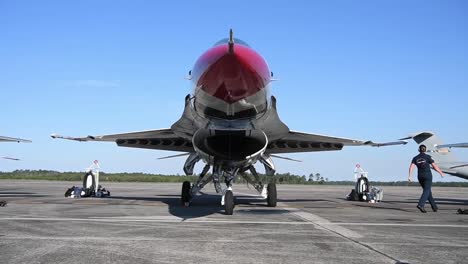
[224,190,235,215]
[267,183,277,207]
[181,181,192,206]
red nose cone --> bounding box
[193,44,270,104]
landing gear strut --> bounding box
[215,165,237,215]
[179,151,279,215]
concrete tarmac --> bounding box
[0,180,467,264]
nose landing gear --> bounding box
[223,189,235,215]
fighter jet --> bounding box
[52,30,405,214]
[0,136,31,160]
[401,132,468,180]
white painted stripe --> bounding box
[322,223,468,228]
[92,215,183,221]
[1,216,467,228]
[281,207,363,238]
[1,236,467,247]
[0,217,310,225]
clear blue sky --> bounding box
[1,1,467,181]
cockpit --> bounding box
[213,38,251,47]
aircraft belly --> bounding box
[192,128,267,167]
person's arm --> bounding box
[431,163,445,178]
[408,163,415,182]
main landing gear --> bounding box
[179,153,278,215]
[180,181,278,215]
[180,180,236,215]
[181,181,191,207]
[266,183,277,207]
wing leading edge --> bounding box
[51,129,193,153]
[266,131,406,154]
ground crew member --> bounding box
[408,144,444,213]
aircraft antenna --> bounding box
[228,29,234,53]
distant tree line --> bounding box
[0,170,467,187]
[0,170,196,183]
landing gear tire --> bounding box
[267,183,277,207]
[356,178,369,201]
[181,181,191,206]
[224,190,234,215]
[82,172,96,197]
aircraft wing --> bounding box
[2,156,20,161]
[436,143,468,149]
[437,162,468,180]
[266,131,406,154]
[0,136,31,143]
[449,163,468,169]
[51,129,194,152]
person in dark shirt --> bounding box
[408,144,444,213]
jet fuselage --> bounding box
[182,38,284,170]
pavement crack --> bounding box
[283,205,403,263]
[315,220,402,263]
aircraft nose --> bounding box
[194,44,270,104]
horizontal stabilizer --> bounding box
[399,131,435,144]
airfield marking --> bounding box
[1,235,467,248]
[0,216,315,225]
[1,216,468,229]
[235,191,363,238]
[278,205,400,262]
[279,206,363,238]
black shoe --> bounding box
[417,205,427,213]
[432,207,438,212]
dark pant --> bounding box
[418,175,437,209]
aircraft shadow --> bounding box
[106,193,296,218]
[278,198,337,203]
[435,198,468,205]
[352,203,414,212]
[0,191,48,198]
[383,198,468,206]
[107,194,224,219]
